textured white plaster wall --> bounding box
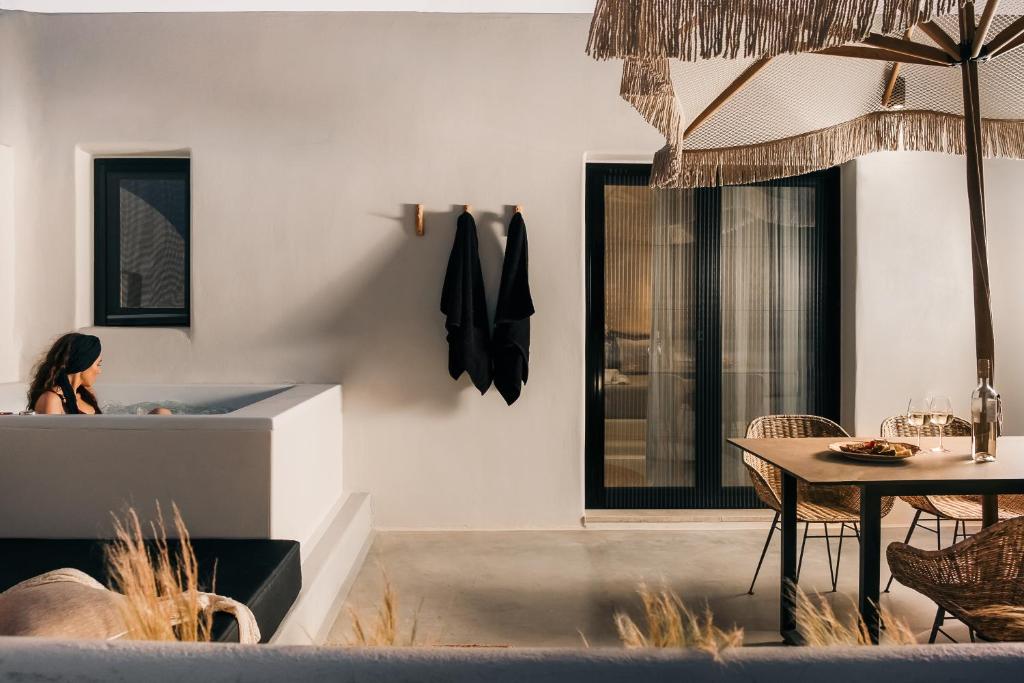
[0,12,37,383]
[850,152,1024,438]
[0,145,14,383]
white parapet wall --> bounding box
[1,639,1024,682]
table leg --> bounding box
[780,472,799,643]
[858,485,882,644]
[982,494,999,528]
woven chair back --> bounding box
[743,415,849,510]
[882,413,973,515]
[880,414,972,439]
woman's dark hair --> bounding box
[27,333,102,413]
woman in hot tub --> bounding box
[27,333,170,415]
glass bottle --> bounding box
[971,359,1001,463]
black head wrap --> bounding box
[56,334,101,414]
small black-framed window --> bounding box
[94,158,190,327]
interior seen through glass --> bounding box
[602,180,830,494]
[118,177,188,309]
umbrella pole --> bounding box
[960,18,995,379]
[962,5,1000,530]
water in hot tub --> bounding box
[101,400,233,416]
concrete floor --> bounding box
[327,526,972,647]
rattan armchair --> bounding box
[881,413,1024,641]
[743,415,895,594]
[888,517,1024,642]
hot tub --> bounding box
[0,381,373,644]
[0,383,343,545]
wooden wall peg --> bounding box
[415,204,424,237]
[463,204,472,213]
[514,204,523,215]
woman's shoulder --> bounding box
[34,390,65,414]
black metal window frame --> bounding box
[93,157,191,327]
[584,162,842,509]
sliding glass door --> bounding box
[585,164,840,509]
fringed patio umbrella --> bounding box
[587,0,1024,374]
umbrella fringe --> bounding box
[587,0,959,61]
[651,111,1024,188]
[621,58,683,141]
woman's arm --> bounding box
[34,391,64,415]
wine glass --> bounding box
[929,395,952,453]
[907,397,930,448]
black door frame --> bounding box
[584,163,841,509]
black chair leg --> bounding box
[885,509,922,593]
[928,606,960,644]
[748,511,780,595]
[928,606,944,644]
[952,519,979,545]
[832,523,848,592]
[796,522,810,581]
[823,523,837,591]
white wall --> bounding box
[849,152,1024,437]
[4,10,661,528]
[0,145,14,383]
[0,12,36,383]
[5,10,1024,529]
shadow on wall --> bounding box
[273,204,511,414]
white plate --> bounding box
[828,441,919,463]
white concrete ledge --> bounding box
[271,491,374,645]
[2,640,1024,682]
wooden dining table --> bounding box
[728,435,1024,644]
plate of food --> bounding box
[828,440,920,463]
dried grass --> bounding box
[613,581,917,652]
[614,584,743,658]
[792,583,917,647]
[105,504,212,642]
[348,575,418,647]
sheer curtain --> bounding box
[719,183,820,487]
[602,181,654,490]
[644,190,696,487]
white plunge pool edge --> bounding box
[0,382,372,644]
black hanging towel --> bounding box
[493,211,534,405]
[440,210,492,394]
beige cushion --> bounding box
[0,569,129,639]
[0,568,261,643]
